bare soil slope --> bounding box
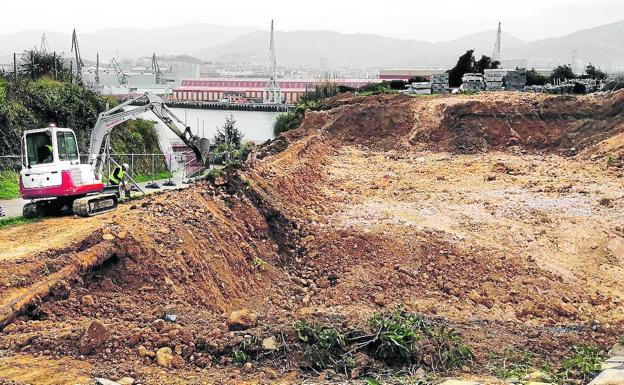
[0,91,623,384]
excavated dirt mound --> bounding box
[0,91,623,384]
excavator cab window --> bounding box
[56,131,79,161]
[25,131,54,166]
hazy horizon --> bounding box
[2,0,623,42]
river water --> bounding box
[165,108,279,143]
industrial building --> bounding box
[379,69,446,81]
[171,79,378,104]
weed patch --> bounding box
[0,170,19,200]
[293,308,473,377]
[556,345,603,383]
[0,216,39,229]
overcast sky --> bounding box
[2,0,623,41]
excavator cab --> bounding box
[20,125,110,217]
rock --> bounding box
[485,173,497,181]
[226,309,258,331]
[261,336,279,351]
[263,367,278,379]
[102,233,115,241]
[609,343,624,356]
[152,319,166,331]
[373,293,386,307]
[599,197,612,207]
[588,370,624,385]
[138,345,150,358]
[242,362,253,373]
[439,381,481,385]
[95,379,121,385]
[81,295,95,306]
[79,320,108,355]
[171,355,185,369]
[164,314,177,323]
[525,370,551,382]
[156,347,173,367]
[116,378,135,385]
[303,235,316,243]
[117,231,128,240]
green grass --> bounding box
[131,171,173,183]
[0,171,20,200]
[0,216,39,229]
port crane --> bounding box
[19,92,210,218]
[71,29,83,83]
[152,53,165,85]
[111,58,128,85]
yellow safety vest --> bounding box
[109,167,124,185]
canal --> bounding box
[159,107,279,143]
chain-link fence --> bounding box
[0,149,245,196]
[0,153,174,181]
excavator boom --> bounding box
[89,92,210,179]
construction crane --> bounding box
[111,58,128,85]
[152,53,164,85]
[39,33,50,52]
[19,92,211,218]
[71,29,83,82]
[492,22,502,62]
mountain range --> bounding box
[0,20,622,70]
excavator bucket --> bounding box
[194,138,212,166]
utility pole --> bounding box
[95,52,100,85]
[30,51,35,79]
[13,53,17,81]
[53,51,57,80]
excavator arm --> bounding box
[89,92,210,179]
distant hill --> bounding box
[1,20,622,70]
[509,19,624,67]
[197,20,624,69]
[0,24,256,61]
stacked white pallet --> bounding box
[408,82,432,95]
[505,70,527,91]
[484,69,508,91]
[431,73,449,94]
[461,73,485,92]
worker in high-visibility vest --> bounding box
[109,163,129,186]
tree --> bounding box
[214,115,243,161]
[572,82,587,94]
[526,69,549,86]
[551,65,576,82]
[475,55,500,74]
[387,80,407,90]
[585,64,607,81]
[18,50,71,82]
[407,76,429,83]
[448,50,476,87]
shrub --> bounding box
[295,320,352,372]
[557,345,603,383]
[273,111,301,136]
[488,349,535,380]
[367,308,473,370]
[368,309,427,363]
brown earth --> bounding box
[0,91,623,385]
